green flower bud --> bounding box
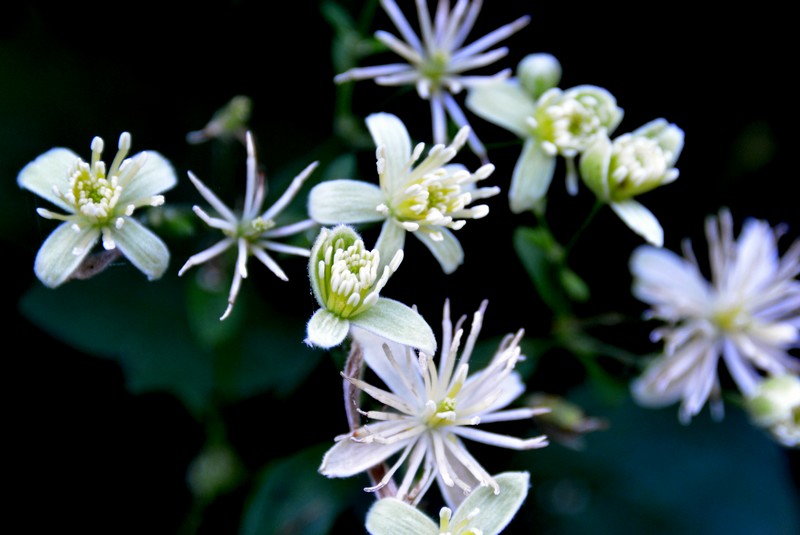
[518,53,562,99]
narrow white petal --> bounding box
[111,217,170,281]
[33,222,99,288]
[610,200,664,247]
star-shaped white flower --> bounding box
[629,209,800,422]
[335,0,530,160]
[179,131,318,320]
[17,132,177,288]
[365,471,530,535]
[309,112,498,274]
[319,299,548,509]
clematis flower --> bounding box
[179,131,318,320]
[305,224,436,353]
[319,299,548,509]
[334,0,530,160]
[365,471,530,535]
[745,374,800,447]
[629,209,800,423]
[579,118,684,247]
[17,132,177,288]
[308,112,498,274]
[466,54,623,213]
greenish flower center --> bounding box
[712,304,746,333]
[65,159,123,223]
[392,172,469,225]
[421,50,450,89]
[607,135,670,201]
[427,396,457,428]
[233,216,275,240]
[322,237,381,319]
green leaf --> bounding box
[513,226,570,315]
[240,443,362,535]
[19,269,214,416]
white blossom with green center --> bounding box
[365,472,530,535]
[579,118,684,246]
[309,112,498,274]
[17,132,177,288]
[179,131,319,320]
[306,224,436,353]
[630,209,800,423]
[319,300,548,509]
[466,54,623,213]
[334,0,530,160]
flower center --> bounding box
[64,159,123,223]
[427,396,457,428]
[712,303,747,333]
[421,50,450,89]
[235,216,276,240]
[325,237,381,318]
[607,135,670,200]
[536,95,603,156]
[393,171,469,226]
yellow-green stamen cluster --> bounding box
[438,505,482,535]
[314,227,399,319]
[607,134,677,201]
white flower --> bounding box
[308,112,498,274]
[466,58,623,213]
[629,209,800,423]
[17,132,177,288]
[305,224,436,354]
[178,131,318,320]
[334,0,530,160]
[745,374,800,447]
[579,118,685,246]
[365,471,530,535]
[319,300,548,509]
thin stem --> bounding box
[564,199,603,261]
[343,340,398,498]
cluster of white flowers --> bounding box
[15,1,799,534]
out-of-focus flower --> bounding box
[17,132,177,287]
[467,55,623,213]
[526,392,608,450]
[629,209,800,423]
[305,224,436,353]
[179,131,318,320]
[580,119,684,246]
[309,112,498,274]
[745,374,800,447]
[365,471,530,535]
[186,95,252,145]
[319,299,548,509]
[334,0,530,160]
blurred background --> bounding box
[3,1,798,534]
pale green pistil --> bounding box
[323,239,380,318]
[233,216,275,240]
[713,305,747,333]
[63,159,123,223]
[421,50,450,89]
[394,174,467,223]
[427,396,457,428]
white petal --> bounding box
[111,217,170,281]
[451,471,531,535]
[305,308,350,349]
[465,80,535,138]
[351,298,437,355]
[610,200,664,247]
[308,179,387,224]
[366,113,412,194]
[17,148,79,212]
[365,498,438,535]
[509,139,557,214]
[319,427,410,478]
[629,245,710,314]
[119,151,177,203]
[375,219,407,273]
[413,227,464,274]
[34,222,99,288]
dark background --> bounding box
[3,1,798,534]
